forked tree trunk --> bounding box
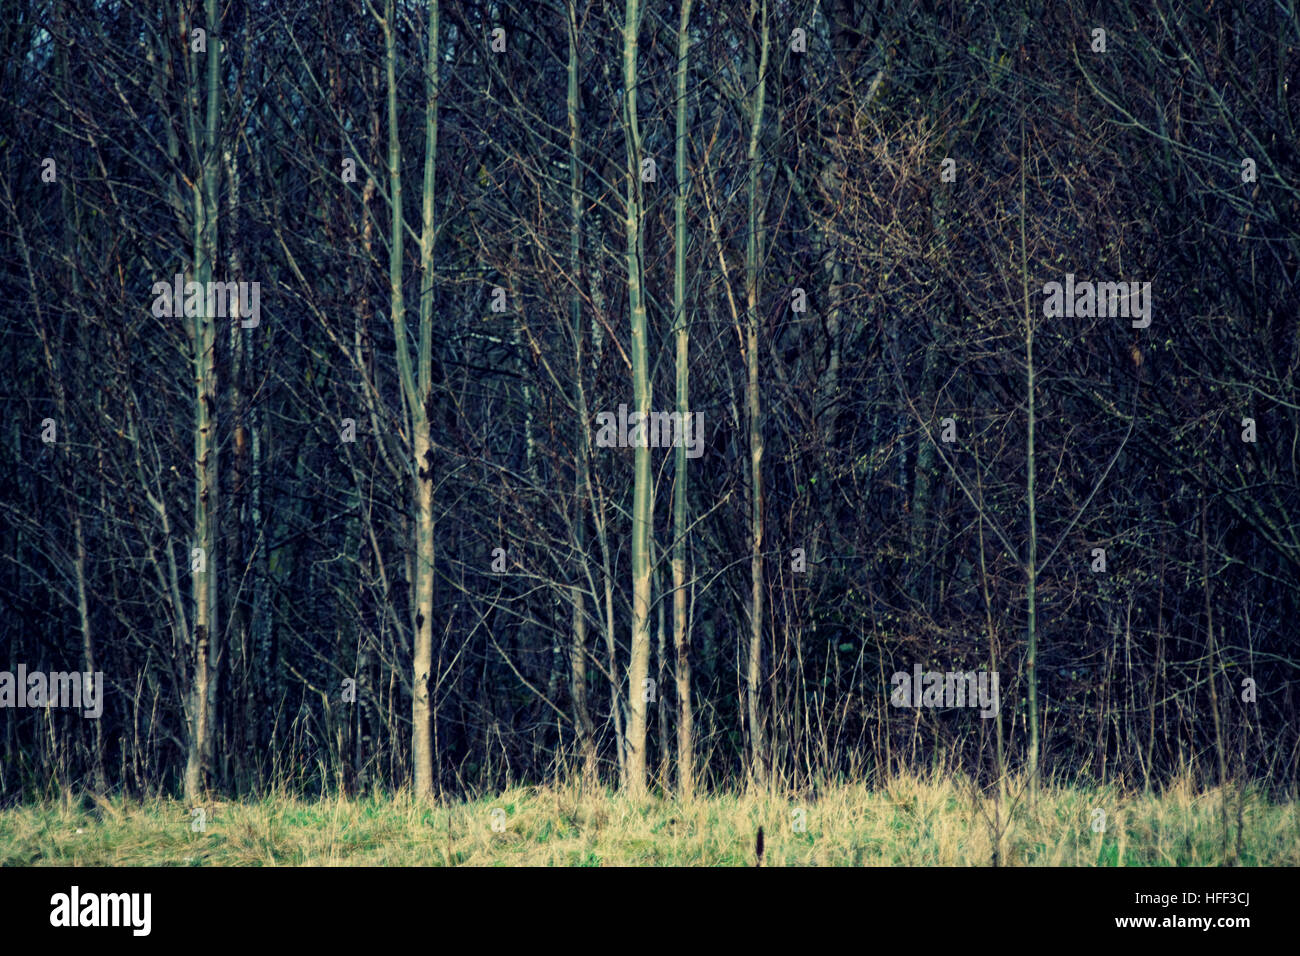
[380,0,440,798]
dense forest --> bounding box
[1,0,1297,804]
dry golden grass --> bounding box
[1,772,1295,866]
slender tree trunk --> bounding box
[185,0,222,803]
[382,0,440,797]
[224,136,253,790]
[1020,116,1039,795]
[566,0,599,791]
[414,0,441,798]
[54,11,104,793]
[590,479,626,786]
[73,511,103,790]
[976,450,1006,861]
[622,0,652,796]
[744,0,770,790]
[671,0,696,799]
[602,539,626,788]
[655,559,669,787]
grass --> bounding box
[1,772,1295,866]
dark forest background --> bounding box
[1,0,1297,803]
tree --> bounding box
[622,0,653,796]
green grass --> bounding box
[1,773,1295,866]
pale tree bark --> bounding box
[743,0,770,790]
[413,0,440,801]
[623,0,652,796]
[671,0,696,800]
[185,0,222,802]
[376,0,440,797]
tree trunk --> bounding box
[567,0,599,791]
[744,0,770,790]
[185,0,222,803]
[414,0,441,799]
[382,0,440,798]
[623,0,652,796]
[671,0,696,799]
[1020,116,1039,795]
